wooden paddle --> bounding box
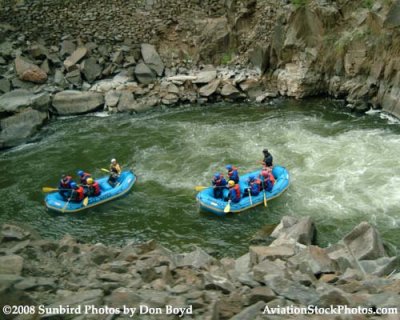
[194,185,225,191]
[248,188,253,205]
[83,197,89,206]
[261,180,268,207]
[62,197,72,213]
[42,187,71,193]
[101,168,110,173]
[224,200,231,213]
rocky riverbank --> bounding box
[0,217,399,319]
[2,0,400,149]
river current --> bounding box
[1,98,399,257]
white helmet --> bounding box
[111,158,116,163]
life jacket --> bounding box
[60,176,72,188]
[263,154,273,167]
[72,186,85,201]
[261,170,275,185]
[229,184,241,203]
[110,163,121,174]
[80,172,91,184]
[90,182,101,196]
[249,179,261,195]
[228,167,239,183]
[213,175,226,187]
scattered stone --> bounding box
[81,57,103,83]
[63,47,88,71]
[0,78,11,93]
[193,70,217,84]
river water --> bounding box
[0,98,399,257]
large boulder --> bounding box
[52,91,104,115]
[141,44,164,76]
[342,221,386,261]
[0,108,47,149]
[270,216,316,245]
[134,62,156,85]
[14,56,47,84]
[0,90,50,114]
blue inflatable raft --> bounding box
[45,170,137,213]
[196,165,290,216]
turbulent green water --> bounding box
[1,99,399,257]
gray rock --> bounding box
[54,69,67,87]
[52,90,104,115]
[0,78,10,93]
[325,243,360,273]
[0,255,24,275]
[203,272,235,293]
[81,57,103,83]
[111,50,124,64]
[172,246,216,269]
[264,275,319,305]
[141,43,164,76]
[229,301,265,320]
[343,221,386,260]
[0,108,47,149]
[31,92,51,112]
[0,90,33,113]
[249,45,270,74]
[29,43,49,59]
[117,91,135,112]
[161,93,179,105]
[60,40,76,58]
[105,90,121,109]
[252,259,286,283]
[0,274,23,294]
[1,224,31,241]
[14,277,56,291]
[249,245,295,265]
[384,1,400,28]
[359,256,399,277]
[316,286,351,307]
[199,79,220,97]
[65,69,82,86]
[220,82,241,99]
[288,245,338,276]
[248,287,276,304]
[134,62,156,85]
[0,41,14,58]
[193,70,217,84]
[271,216,316,245]
[63,47,88,71]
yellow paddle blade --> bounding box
[42,187,58,193]
[224,201,231,213]
[195,186,208,191]
[83,197,89,206]
[264,192,268,207]
[101,168,110,173]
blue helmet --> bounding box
[70,182,77,189]
[248,175,255,181]
[225,165,232,171]
[214,172,221,179]
[77,170,84,176]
